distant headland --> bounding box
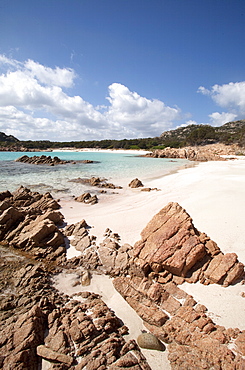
[1,119,245,152]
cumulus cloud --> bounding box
[106,83,181,137]
[198,81,245,125]
[209,112,238,126]
[0,55,182,140]
[24,59,76,87]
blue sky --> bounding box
[0,0,245,141]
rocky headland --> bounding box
[145,143,245,161]
[0,187,245,369]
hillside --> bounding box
[0,132,19,143]
[160,120,245,147]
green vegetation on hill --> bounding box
[0,132,19,143]
[0,120,245,151]
[160,120,245,147]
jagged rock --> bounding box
[0,190,12,201]
[0,188,66,263]
[133,202,244,286]
[10,186,60,211]
[63,219,88,237]
[0,244,151,370]
[113,270,245,369]
[75,192,98,204]
[234,331,245,356]
[69,176,122,189]
[146,146,227,161]
[0,206,24,239]
[37,345,74,365]
[204,253,244,286]
[137,332,165,351]
[15,154,72,165]
[128,178,144,188]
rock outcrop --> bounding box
[65,225,133,277]
[133,202,244,286]
[145,146,227,161]
[113,276,245,369]
[75,192,98,205]
[0,187,66,263]
[1,186,245,370]
[16,154,74,165]
[0,246,150,370]
[128,178,144,188]
[69,176,122,189]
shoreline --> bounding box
[1,154,245,369]
[57,156,245,368]
[60,156,245,254]
[51,148,152,155]
[60,156,245,322]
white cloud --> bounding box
[209,112,238,126]
[24,59,76,87]
[197,86,210,96]
[0,55,76,87]
[106,83,181,137]
[0,55,182,140]
[185,120,198,126]
[198,81,245,125]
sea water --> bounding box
[0,151,189,199]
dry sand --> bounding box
[56,155,245,369]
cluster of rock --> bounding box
[70,176,122,189]
[145,146,227,161]
[132,202,244,286]
[1,186,245,369]
[113,277,245,369]
[128,178,160,192]
[36,293,150,369]
[64,224,133,277]
[75,192,98,205]
[0,246,150,369]
[15,154,74,166]
[0,186,66,263]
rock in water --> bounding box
[137,332,165,351]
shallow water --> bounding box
[0,151,189,198]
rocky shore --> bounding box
[15,154,76,166]
[0,186,244,369]
[15,154,96,166]
[145,143,245,161]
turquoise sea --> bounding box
[0,151,189,199]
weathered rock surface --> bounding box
[133,202,244,286]
[128,178,144,188]
[69,176,122,189]
[75,192,98,204]
[65,226,133,277]
[0,245,150,370]
[0,187,66,263]
[145,146,227,161]
[113,276,245,369]
[15,154,74,165]
[1,185,245,370]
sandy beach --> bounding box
[58,155,245,369]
